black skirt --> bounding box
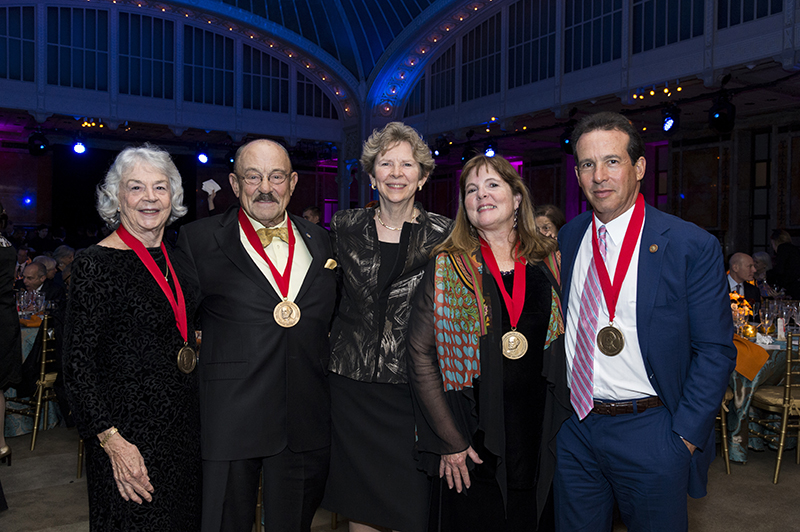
[322,373,431,531]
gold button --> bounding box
[649,244,658,253]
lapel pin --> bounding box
[305,232,311,239]
[649,244,658,253]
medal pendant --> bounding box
[597,325,624,356]
[177,345,197,374]
[502,330,528,360]
[274,300,301,328]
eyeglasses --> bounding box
[236,171,290,186]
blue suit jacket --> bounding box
[559,203,736,497]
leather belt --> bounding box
[591,397,664,416]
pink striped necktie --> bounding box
[571,225,608,419]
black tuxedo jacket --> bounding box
[178,207,336,461]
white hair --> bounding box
[96,143,188,228]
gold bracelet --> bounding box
[100,427,119,448]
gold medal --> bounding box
[597,325,624,356]
[274,300,301,328]
[502,330,528,359]
[177,345,197,374]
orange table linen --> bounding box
[733,334,770,381]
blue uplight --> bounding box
[73,141,86,154]
[23,197,32,205]
[197,152,209,164]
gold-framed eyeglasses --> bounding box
[236,171,290,186]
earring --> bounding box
[513,208,518,229]
[418,184,423,191]
[370,183,377,190]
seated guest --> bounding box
[753,251,775,297]
[534,204,566,240]
[728,253,760,311]
[20,262,64,304]
[53,245,75,270]
[302,205,325,228]
[32,255,57,280]
[14,247,30,279]
[767,229,800,299]
[53,245,75,287]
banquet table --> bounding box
[3,322,62,437]
[727,337,795,463]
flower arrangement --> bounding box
[730,292,755,336]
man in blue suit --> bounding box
[554,112,736,531]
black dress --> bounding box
[0,237,21,391]
[64,245,201,531]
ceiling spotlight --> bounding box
[709,92,736,133]
[73,140,86,154]
[28,132,49,156]
[662,105,681,136]
[434,136,450,158]
[197,143,209,164]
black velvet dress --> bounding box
[64,245,201,531]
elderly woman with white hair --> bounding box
[64,143,200,531]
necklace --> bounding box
[376,207,418,231]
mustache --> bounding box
[253,192,277,202]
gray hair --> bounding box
[753,251,772,270]
[32,255,57,272]
[53,245,74,266]
[96,143,188,228]
[360,122,435,179]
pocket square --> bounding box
[324,259,337,270]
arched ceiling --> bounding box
[178,0,495,116]
[212,0,438,80]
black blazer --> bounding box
[177,206,337,461]
[327,204,452,384]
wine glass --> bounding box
[759,308,773,335]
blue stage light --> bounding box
[73,141,86,154]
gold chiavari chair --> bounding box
[6,314,59,450]
[748,332,800,483]
[717,387,734,474]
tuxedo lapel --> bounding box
[636,206,668,362]
[214,208,281,301]
[290,214,326,303]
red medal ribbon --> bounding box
[238,208,295,300]
[116,224,188,343]
[592,193,645,325]
[479,239,526,329]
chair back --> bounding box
[38,314,57,384]
[785,333,800,415]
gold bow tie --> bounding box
[256,227,288,246]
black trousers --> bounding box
[201,445,330,532]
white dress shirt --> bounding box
[565,204,657,401]
[239,211,312,302]
[727,274,742,295]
